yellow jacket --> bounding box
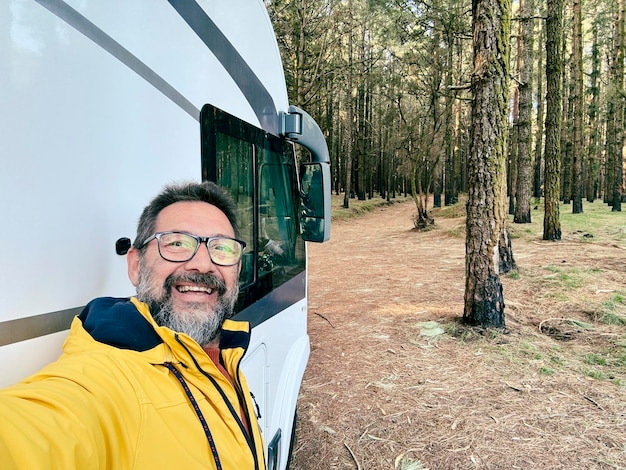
[0,297,266,469]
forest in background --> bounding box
[266,0,625,223]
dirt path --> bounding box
[290,200,626,470]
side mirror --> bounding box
[299,162,331,242]
[116,237,132,255]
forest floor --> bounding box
[290,195,626,470]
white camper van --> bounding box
[0,1,331,469]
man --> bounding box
[0,181,266,469]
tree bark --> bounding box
[463,0,511,329]
[343,0,354,209]
[543,0,563,240]
[586,20,600,203]
[533,8,545,200]
[514,0,534,224]
[561,59,572,205]
[611,0,625,211]
[570,0,584,213]
[356,22,367,201]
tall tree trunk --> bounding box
[366,69,374,200]
[455,35,468,198]
[571,0,584,213]
[343,0,354,209]
[509,16,521,216]
[439,33,455,209]
[514,0,534,224]
[508,123,518,215]
[445,149,457,205]
[561,61,572,204]
[586,20,600,202]
[454,89,467,196]
[444,32,459,207]
[605,75,616,206]
[543,0,563,241]
[295,0,306,105]
[533,7,545,200]
[464,0,511,329]
[356,23,367,201]
[433,153,443,207]
[611,0,625,210]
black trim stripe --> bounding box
[34,0,281,132]
[167,0,279,135]
[0,307,80,347]
[0,271,306,346]
[34,0,200,120]
[234,272,306,328]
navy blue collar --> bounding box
[79,297,163,351]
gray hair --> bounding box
[132,181,239,250]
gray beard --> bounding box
[136,265,239,347]
[151,296,233,346]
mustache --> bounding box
[163,272,228,296]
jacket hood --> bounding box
[78,297,163,352]
[77,297,251,355]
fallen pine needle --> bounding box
[344,443,362,470]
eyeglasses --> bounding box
[142,231,246,266]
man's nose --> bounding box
[184,241,216,272]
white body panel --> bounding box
[1,0,288,321]
[0,332,69,387]
[243,299,309,467]
[1,2,307,468]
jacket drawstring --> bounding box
[163,362,222,470]
[172,333,262,470]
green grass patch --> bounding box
[583,353,608,366]
[550,355,566,366]
[445,225,465,238]
[602,312,626,326]
[599,294,626,326]
[585,369,606,380]
[507,271,520,280]
[535,265,601,291]
[508,199,626,248]
[330,194,410,221]
[578,347,626,383]
[432,202,466,219]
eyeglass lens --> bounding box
[158,232,242,265]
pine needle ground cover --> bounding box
[293,197,626,470]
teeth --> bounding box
[176,285,214,294]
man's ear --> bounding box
[127,247,141,287]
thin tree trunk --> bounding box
[356,23,367,201]
[571,0,584,213]
[543,0,563,240]
[343,0,354,209]
[509,16,521,216]
[612,0,625,211]
[533,8,545,200]
[586,20,600,202]
[561,61,572,204]
[508,123,518,215]
[439,34,455,209]
[514,0,534,223]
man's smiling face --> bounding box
[127,201,240,347]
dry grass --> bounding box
[291,196,626,469]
